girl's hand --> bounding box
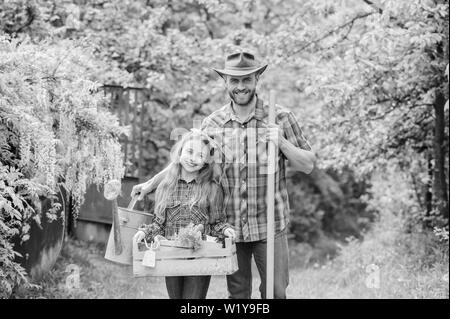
[153,234,166,242]
[152,234,167,248]
[223,228,236,240]
[131,179,153,200]
[133,230,146,243]
[192,224,204,240]
[193,224,204,233]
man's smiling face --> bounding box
[225,73,259,106]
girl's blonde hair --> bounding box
[153,130,223,222]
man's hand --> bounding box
[266,123,285,147]
[266,123,315,174]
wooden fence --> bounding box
[102,85,149,178]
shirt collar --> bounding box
[222,95,266,125]
[178,173,200,184]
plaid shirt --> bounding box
[142,177,231,241]
[201,96,312,242]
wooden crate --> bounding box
[132,237,238,277]
[104,207,153,265]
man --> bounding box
[132,51,316,299]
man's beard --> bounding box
[228,88,256,106]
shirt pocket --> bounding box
[256,129,268,175]
[165,199,182,223]
[189,205,209,225]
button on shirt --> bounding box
[201,97,312,242]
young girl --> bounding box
[133,129,235,299]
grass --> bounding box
[12,211,449,299]
[12,237,261,299]
[287,212,449,299]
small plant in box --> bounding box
[177,223,204,251]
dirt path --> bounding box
[16,238,299,299]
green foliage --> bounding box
[11,171,449,299]
[284,0,449,225]
[0,165,51,298]
[288,182,325,243]
[0,0,49,39]
[177,223,203,250]
[288,167,377,244]
[1,0,448,297]
[1,0,321,178]
[0,36,127,216]
[327,2,445,165]
[0,35,128,295]
[19,0,445,224]
[433,225,449,243]
[288,170,448,298]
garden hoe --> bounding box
[266,89,276,299]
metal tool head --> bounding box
[104,179,121,200]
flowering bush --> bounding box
[0,36,127,215]
[0,165,50,297]
[0,36,127,296]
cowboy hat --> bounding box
[213,51,268,79]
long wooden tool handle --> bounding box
[266,89,276,299]
[112,199,123,255]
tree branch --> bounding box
[367,102,433,121]
[291,11,377,55]
[361,0,383,14]
[322,18,356,51]
[201,6,215,38]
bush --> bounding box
[288,169,449,298]
[0,166,52,298]
[0,35,127,297]
[288,167,377,245]
[333,169,448,297]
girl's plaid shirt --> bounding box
[201,97,312,242]
[141,178,231,242]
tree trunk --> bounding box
[433,90,449,219]
[425,151,433,222]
